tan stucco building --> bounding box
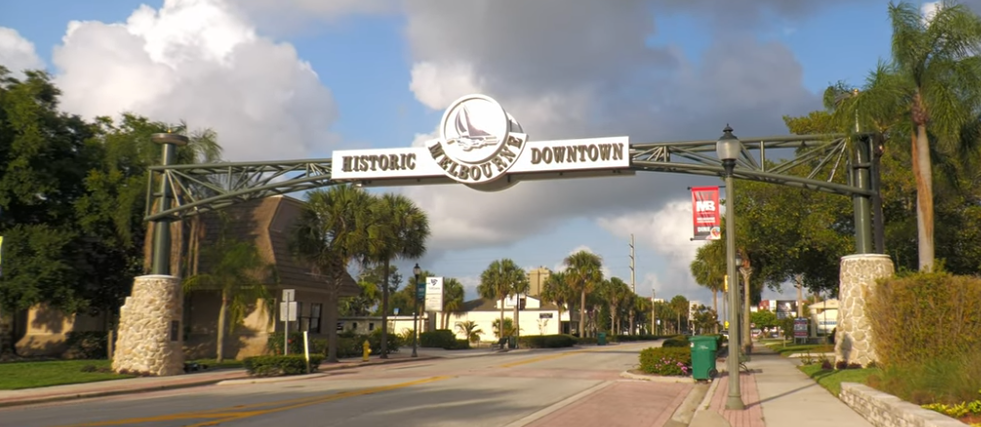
[12,195,358,360]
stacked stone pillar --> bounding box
[835,254,894,367]
[112,275,185,376]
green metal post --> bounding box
[150,133,188,276]
[851,137,873,254]
[723,160,745,410]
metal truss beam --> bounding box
[629,133,874,197]
[146,133,875,222]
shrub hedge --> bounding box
[266,329,402,359]
[518,334,578,348]
[243,355,323,377]
[867,271,981,367]
[639,347,692,376]
[661,335,691,348]
[64,331,109,359]
[420,330,457,349]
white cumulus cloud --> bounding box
[47,0,339,161]
[0,27,45,77]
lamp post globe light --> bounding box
[412,263,422,358]
[717,124,745,410]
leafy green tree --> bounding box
[562,250,603,337]
[830,1,981,272]
[0,67,97,314]
[182,215,275,362]
[691,304,719,334]
[291,185,373,363]
[750,309,779,329]
[365,193,430,358]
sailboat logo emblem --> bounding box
[448,106,498,152]
[429,94,527,186]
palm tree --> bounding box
[365,193,430,358]
[603,277,630,335]
[182,215,274,363]
[831,1,981,271]
[563,250,604,337]
[441,278,465,329]
[670,295,690,334]
[477,258,525,340]
[455,320,483,344]
[291,185,373,363]
[510,272,531,341]
[541,271,572,334]
[690,241,726,314]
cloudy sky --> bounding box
[1,0,940,306]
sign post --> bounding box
[425,277,444,312]
[280,289,296,355]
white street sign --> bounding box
[282,289,295,302]
[425,277,444,312]
[280,301,297,322]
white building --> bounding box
[336,293,574,346]
[437,295,572,343]
[809,298,839,336]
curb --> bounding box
[0,357,442,409]
[0,375,247,409]
[619,370,695,384]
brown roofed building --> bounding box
[182,195,359,360]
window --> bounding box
[369,323,375,331]
[308,303,322,333]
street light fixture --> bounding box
[412,263,422,358]
[717,124,745,410]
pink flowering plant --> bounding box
[639,347,693,376]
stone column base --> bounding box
[112,275,185,376]
[835,254,894,367]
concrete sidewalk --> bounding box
[691,344,873,427]
[0,352,441,408]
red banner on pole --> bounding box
[691,186,721,240]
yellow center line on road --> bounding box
[57,375,454,427]
[495,344,642,368]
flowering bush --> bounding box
[639,347,692,376]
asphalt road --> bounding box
[0,341,693,427]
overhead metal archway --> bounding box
[146,131,880,273]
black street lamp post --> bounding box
[412,263,422,358]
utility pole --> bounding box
[651,289,657,336]
[630,234,636,294]
[630,234,636,335]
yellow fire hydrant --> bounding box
[362,340,372,362]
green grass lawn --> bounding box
[0,358,244,390]
[798,363,881,396]
[0,360,134,390]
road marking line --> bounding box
[56,375,454,427]
[496,346,625,368]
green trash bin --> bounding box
[598,332,607,346]
[689,335,719,380]
[508,336,517,349]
